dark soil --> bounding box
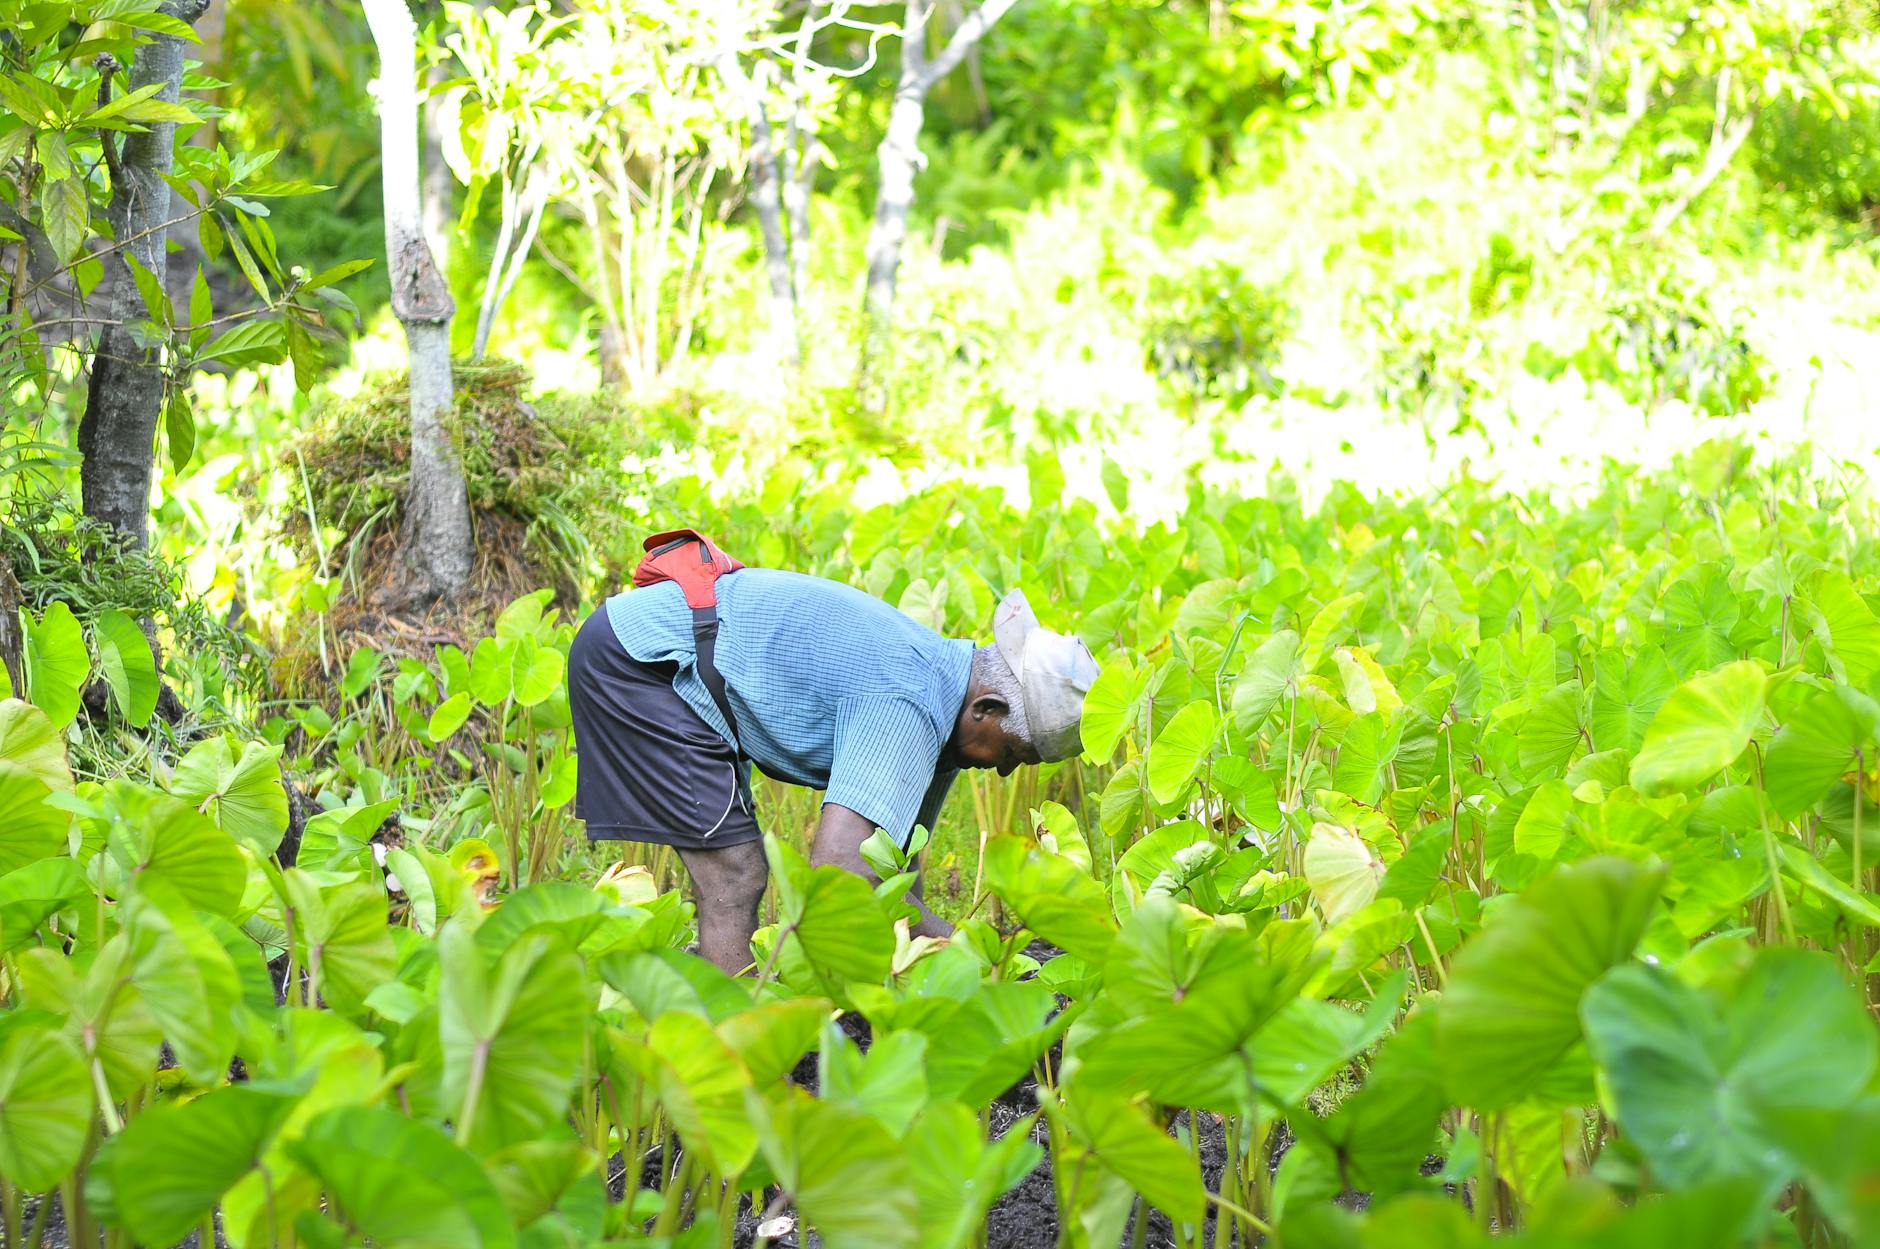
[17,1194,230,1249]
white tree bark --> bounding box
[720,52,798,367]
[856,0,1017,411]
[364,0,473,606]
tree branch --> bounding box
[1645,109,1755,241]
[919,0,1018,89]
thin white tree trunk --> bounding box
[720,53,798,366]
[364,0,472,607]
[473,168,546,360]
[856,0,1017,411]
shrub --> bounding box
[1141,256,1293,407]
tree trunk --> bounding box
[782,115,816,314]
[721,54,798,367]
[77,0,211,549]
[856,2,933,413]
[782,4,823,312]
[364,0,473,608]
[855,0,1017,413]
[0,548,23,698]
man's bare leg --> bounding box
[811,806,953,940]
[675,839,769,976]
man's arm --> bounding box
[811,803,953,940]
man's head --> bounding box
[950,590,1099,775]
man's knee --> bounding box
[678,840,769,909]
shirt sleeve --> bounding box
[914,766,958,846]
[822,697,943,846]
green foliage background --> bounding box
[5,0,1880,1246]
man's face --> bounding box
[950,696,1043,776]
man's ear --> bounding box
[970,691,1010,720]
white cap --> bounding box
[993,588,1100,762]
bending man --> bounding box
[566,554,1097,975]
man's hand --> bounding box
[811,804,954,940]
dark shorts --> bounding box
[567,609,761,850]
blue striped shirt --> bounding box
[604,569,974,845]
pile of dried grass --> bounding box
[275,359,637,687]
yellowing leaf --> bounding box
[1303,822,1384,925]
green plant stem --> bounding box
[1126,1196,1147,1249]
[716,1180,737,1249]
[751,922,793,997]
[281,904,301,1009]
[3,1178,20,1249]
[1414,909,1450,987]
[23,1184,51,1249]
[1207,1190,1273,1238]
[457,1038,490,1145]
[89,1056,123,1133]
[650,1150,695,1240]
[1754,782,1797,945]
[1186,1110,1204,1249]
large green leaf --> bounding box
[438,923,588,1152]
[1804,569,1880,687]
[1145,700,1217,804]
[981,834,1116,962]
[1628,661,1766,797]
[287,1105,517,1249]
[108,784,246,916]
[1072,909,1304,1109]
[295,798,398,871]
[1079,660,1144,764]
[1249,978,1403,1107]
[1763,684,1880,818]
[1589,646,1674,753]
[1661,573,1741,676]
[636,1011,757,1175]
[94,608,160,727]
[124,885,241,1084]
[15,938,162,1101]
[0,697,74,790]
[507,637,563,707]
[0,1021,92,1190]
[755,1090,919,1249]
[1303,822,1384,925]
[0,760,67,874]
[908,1101,1042,1249]
[1109,819,1212,914]
[1303,593,1364,671]
[1062,1082,1205,1223]
[1583,948,1877,1190]
[88,1084,301,1246]
[1516,681,1587,778]
[1758,1099,1880,1244]
[1320,1008,1447,1200]
[1436,857,1662,1109]
[715,998,829,1087]
[766,836,894,991]
[918,979,1065,1108]
[599,947,754,1025]
[0,857,86,954]
[170,736,290,857]
[282,869,397,1020]
[820,1023,929,1135]
[23,600,86,727]
[1232,630,1301,734]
